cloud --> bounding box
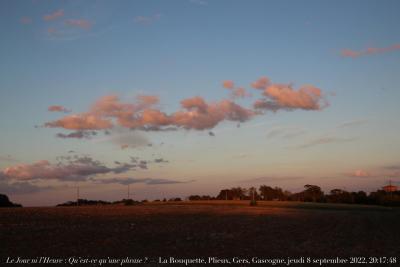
[255,84,326,111]
[222,80,251,99]
[0,156,141,182]
[337,119,368,128]
[44,76,327,137]
[154,158,169,163]
[45,95,254,132]
[249,76,328,112]
[65,19,92,29]
[341,43,400,58]
[134,14,161,25]
[45,113,113,130]
[20,17,32,25]
[94,177,192,185]
[48,105,70,113]
[251,76,270,89]
[56,131,97,139]
[43,9,64,21]
[222,80,235,89]
[349,169,371,178]
[294,136,357,149]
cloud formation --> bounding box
[0,155,144,182]
[44,76,327,137]
[45,95,254,132]
[56,131,97,139]
[251,76,327,111]
[341,44,400,58]
[43,9,64,21]
[351,169,371,178]
[48,105,70,113]
[222,80,251,99]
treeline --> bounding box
[188,185,400,207]
[56,197,184,206]
[0,194,22,207]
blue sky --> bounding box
[0,0,400,206]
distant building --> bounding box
[382,184,398,192]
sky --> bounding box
[1,0,400,206]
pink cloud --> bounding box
[48,105,70,113]
[232,87,251,98]
[251,76,270,89]
[43,9,64,21]
[222,80,235,89]
[351,169,371,177]
[65,19,92,29]
[263,84,324,110]
[341,43,400,58]
[1,156,139,182]
[45,113,113,130]
[44,76,328,135]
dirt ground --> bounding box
[1,201,399,266]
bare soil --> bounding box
[1,201,399,265]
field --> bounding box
[1,201,400,266]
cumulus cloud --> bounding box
[0,155,142,182]
[65,19,92,29]
[45,95,254,132]
[44,76,327,137]
[341,43,400,58]
[43,9,64,21]
[249,76,327,112]
[222,80,235,89]
[251,76,270,89]
[48,105,70,113]
[222,80,251,99]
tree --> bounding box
[303,184,324,202]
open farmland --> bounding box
[1,201,399,265]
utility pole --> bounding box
[128,184,130,199]
[76,184,80,207]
